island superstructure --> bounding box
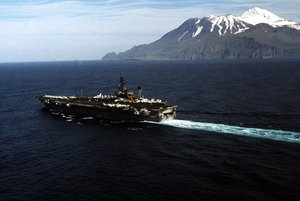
[37,77,177,122]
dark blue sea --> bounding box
[1,60,300,201]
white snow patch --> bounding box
[234,27,249,34]
[209,15,218,32]
[240,7,283,25]
[216,17,224,35]
[239,7,300,30]
[209,15,225,35]
[207,15,250,36]
[192,26,203,37]
[178,30,189,41]
[228,16,235,33]
[223,16,229,35]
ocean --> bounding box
[1,60,300,201]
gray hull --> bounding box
[38,96,177,122]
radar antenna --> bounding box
[137,86,143,99]
[119,75,125,91]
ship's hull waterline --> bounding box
[37,96,177,122]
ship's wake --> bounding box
[146,119,300,143]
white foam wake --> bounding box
[146,119,300,143]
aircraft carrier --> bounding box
[37,77,177,122]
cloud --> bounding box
[0,0,299,62]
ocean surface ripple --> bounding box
[1,60,300,201]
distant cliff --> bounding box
[102,7,300,60]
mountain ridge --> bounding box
[102,7,300,60]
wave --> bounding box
[146,119,300,143]
[178,110,300,117]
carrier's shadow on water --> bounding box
[41,108,154,131]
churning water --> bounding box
[147,119,300,143]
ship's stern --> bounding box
[158,106,177,122]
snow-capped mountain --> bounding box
[181,7,299,40]
[103,7,300,60]
[238,7,300,30]
[239,7,284,25]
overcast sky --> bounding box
[0,0,299,62]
